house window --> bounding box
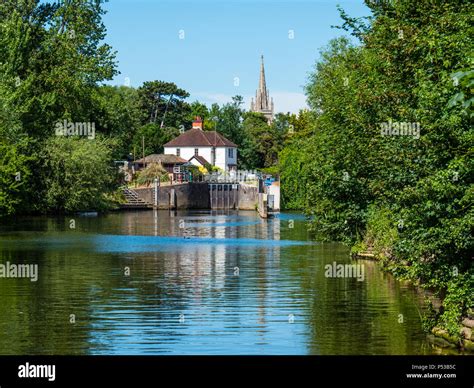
[228,148,234,158]
[211,147,216,165]
[194,148,199,156]
[176,148,180,157]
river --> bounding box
[0,210,437,355]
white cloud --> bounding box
[191,91,308,115]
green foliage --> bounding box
[364,205,398,257]
[41,136,116,212]
[92,85,143,159]
[0,0,117,140]
[239,112,267,169]
[279,138,311,210]
[279,0,474,335]
[188,101,209,123]
[211,96,244,147]
[0,0,120,214]
[239,111,295,170]
[186,165,204,181]
[421,300,438,334]
[0,140,31,216]
[138,80,190,128]
[132,123,179,157]
[260,165,279,176]
[136,163,169,186]
[277,109,316,209]
[448,66,473,118]
[440,276,473,338]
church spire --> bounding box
[259,55,267,105]
[251,55,274,123]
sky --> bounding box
[99,0,371,114]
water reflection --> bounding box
[0,210,436,355]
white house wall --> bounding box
[164,146,237,171]
[163,146,209,164]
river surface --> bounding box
[0,210,437,355]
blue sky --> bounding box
[101,0,371,113]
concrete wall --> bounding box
[133,182,259,211]
[238,184,258,210]
[267,181,280,210]
[134,183,209,209]
[172,182,210,209]
[133,187,154,204]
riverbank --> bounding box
[351,250,474,353]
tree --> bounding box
[41,136,116,213]
[279,0,473,336]
[93,85,143,159]
[0,0,117,139]
[215,96,244,146]
[132,123,179,157]
[0,0,119,214]
[239,112,267,169]
[138,81,190,128]
[188,101,210,122]
[240,111,290,170]
[0,140,31,216]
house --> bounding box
[163,117,237,172]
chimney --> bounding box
[192,116,203,130]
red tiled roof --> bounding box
[164,128,237,147]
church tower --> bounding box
[250,55,274,123]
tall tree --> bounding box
[215,96,244,146]
[138,81,190,127]
[92,85,143,159]
[0,0,118,214]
